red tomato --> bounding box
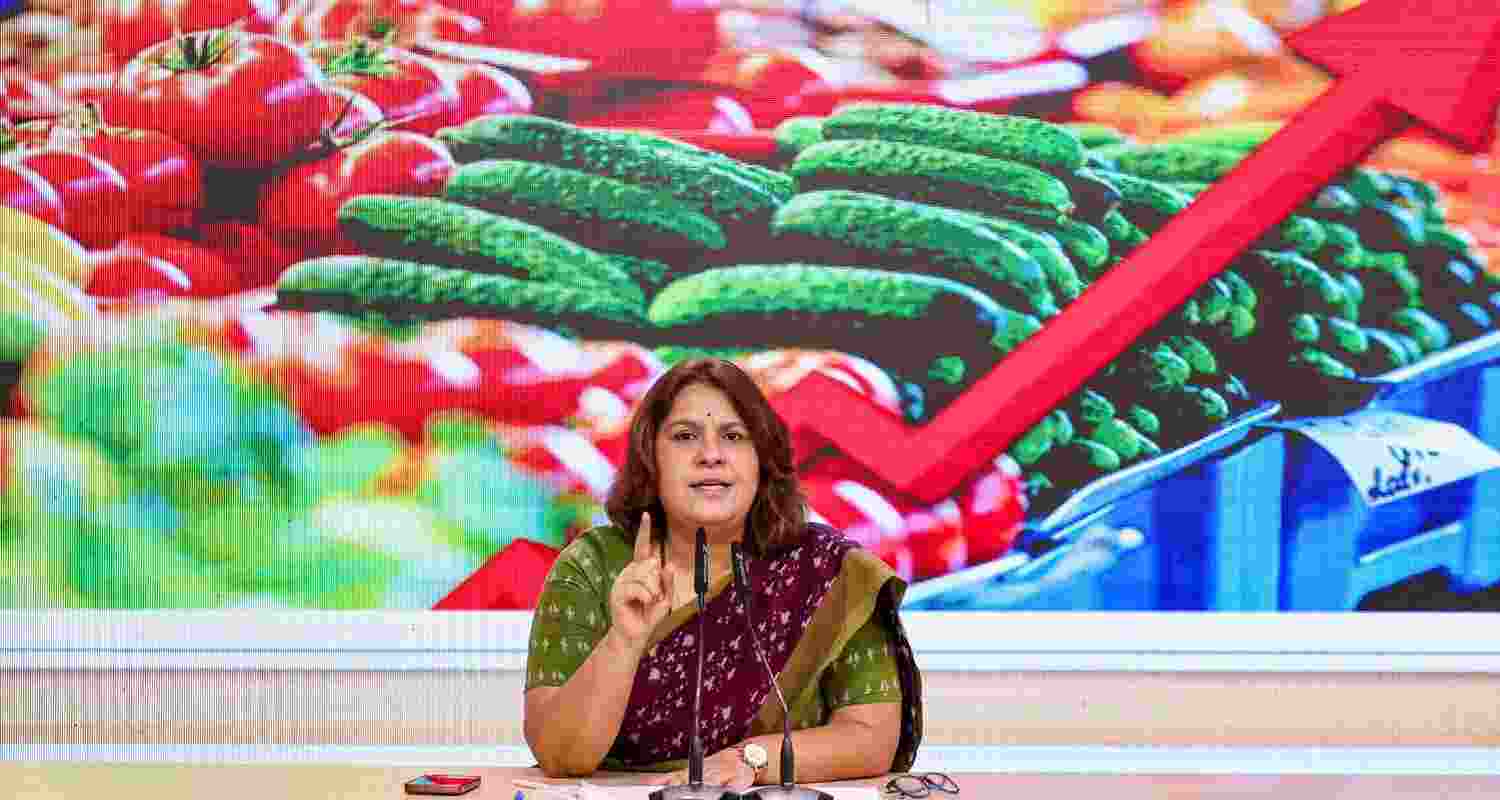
[502,424,616,498]
[434,0,513,35]
[256,129,455,256]
[955,458,1027,565]
[1,68,76,120]
[0,161,68,232]
[903,503,968,580]
[493,0,719,82]
[44,71,120,109]
[700,48,825,99]
[582,346,658,400]
[5,148,129,248]
[195,221,305,289]
[464,354,592,427]
[278,0,485,45]
[589,425,631,469]
[14,112,204,234]
[86,248,195,302]
[88,233,240,298]
[266,341,478,442]
[322,84,385,139]
[307,39,460,136]
[105,29,331,169]
[101,0,281,62]
[800,457,913,548]
[427,59,533,126]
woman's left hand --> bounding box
[645,747,756,790]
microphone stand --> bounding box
[732,544,833,800]
[651,528,738,800]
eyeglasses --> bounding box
[884,773,959,798]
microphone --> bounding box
[731,543,833,800]
[651,528,736,800]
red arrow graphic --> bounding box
[771,0,1500,505]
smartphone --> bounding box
[405,774,482,795]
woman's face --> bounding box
[654,382,761,540]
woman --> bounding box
[523,358,922,787]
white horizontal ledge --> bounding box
[5,611,1500,673]
[3,745,1498,776]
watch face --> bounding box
[744,743,768,768]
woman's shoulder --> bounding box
[554,523,635,575]
[799,521,861,558]
[801,521,906,588]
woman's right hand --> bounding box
[608,512,675,652]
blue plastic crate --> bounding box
[1279,342,1500,610]
[1463,365,1500,588]
[1151,428,1285,611]
[901,427,1286,611]
[902,494,1157,611]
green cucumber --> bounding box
[646,263,1043,421]
[1220,269,1257,311]
[1071,388,1116,427]
[443,159,728,256]
[768,189,1058,317]
[1123,404,1160,438]
[1385,307,1451,354]
[1359,327,1413,373]
[822,103,1088,172]
[334,194,641,301]
[1305,184,1361,218]
[772,116,825,162]
[605,128,796,201]
[1101,142,1247,183]
[1291,348,1356,379]
[1081,168,1191,231]
[1001,212,1110,276]
[1090,417,1146,462]
[1165,334,1218,376]
[1009,416,1056,466]
[274,255,648,338]
[1241,250,1351,320]
[1064,122,1131,148]
[435,114,781,227]
[960,212,1084,302]
[788,138,1075,220]
[1289,313,1320,345]
[1159,120,1282,151]
[1050,409,1075,446]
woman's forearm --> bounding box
[525,629,645,777]
[740,709,901,785]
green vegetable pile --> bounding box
[1,330,574,609]
[276,108,1500,513]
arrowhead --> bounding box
[1286,0,1500,151]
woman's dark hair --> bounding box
[605,358,807,556]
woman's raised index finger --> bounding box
[633,512,654,562]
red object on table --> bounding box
[432,538,561,610]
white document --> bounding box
[1270,410,1500,506]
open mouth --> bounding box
[690,480,733,493]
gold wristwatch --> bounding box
[735,742,769,781]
